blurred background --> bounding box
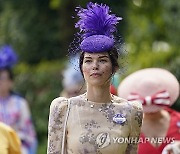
[0,0,179,153]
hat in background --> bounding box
[118,68,179,113]
[0,45,18,69]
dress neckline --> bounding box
[81,93,115,105]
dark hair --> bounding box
[0,67,14,80]
[79,48,119,76]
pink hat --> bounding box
[118,68,180,113]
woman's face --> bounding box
[82,52,112,86]
[0,70,13,94]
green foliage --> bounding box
[14,60,66,153]
[123,0,180,110]
[162,0,180,46]
[0,0,180,153]
[50,0,62,9]
[167,56,180,111]
[0,0,62,64]
[128,51,172,73]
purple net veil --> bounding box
[68,33,128,75]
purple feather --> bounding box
[0,45,18,68]
[75,2,122,38]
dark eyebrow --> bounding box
[98,56,109,59]
[84,56,92,59]
[84,55,109,59]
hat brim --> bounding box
[118,68,179,107]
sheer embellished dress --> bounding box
[48,93,143,154]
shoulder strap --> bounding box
[61,99,71,154]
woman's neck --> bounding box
[86,84,112,103]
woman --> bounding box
[47,2,143,154]
[0,45,37,154]
[0,122,21,154]
[118,68,180,154]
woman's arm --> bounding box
[126,101,143,154]
[47,97,68,154]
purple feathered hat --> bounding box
[0,45,18,69]
[75,2,122,53]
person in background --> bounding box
[118,68,180,154]
[60,54,85,98]
[110,72,121,96]
[0,122,21,154]
[0,45,37,154]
